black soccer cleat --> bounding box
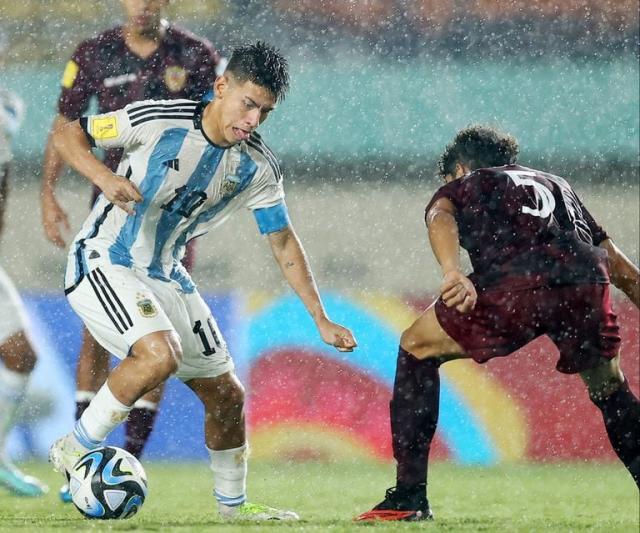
[354,483,434,522]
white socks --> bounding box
[0,364,29,458]
[209,443,248,508]
[75,390,96,404]
[133,398,158,411]
[74,383,132,448]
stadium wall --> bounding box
[3,57,639,163]
[2,56,638,465]
[8,290,639,464]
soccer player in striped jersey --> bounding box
[49,42,357,520]
[39,1,222,501]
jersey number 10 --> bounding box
[161,186,208,218]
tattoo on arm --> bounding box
[285,261,295,269]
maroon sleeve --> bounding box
[57,40,97,120]
[577,197,609,245]
[424,182,459,225]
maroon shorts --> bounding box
[435,283,620,374]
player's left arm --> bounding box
[267,224,357,352]
[599,239,640,308]
[426,197,477,313]
[577,195,640,308]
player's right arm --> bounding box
[41,114,73,247]
[52,117,142,215]
[599,239,640,308]
[40,44,94,247]
[426,197,477,313]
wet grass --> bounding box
[0,460,637,532]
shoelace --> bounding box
[384,486,400,501]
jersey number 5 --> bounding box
[505,170,556,219]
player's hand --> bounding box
[98,173,143,215]
[41,190,71,248]
[317,319,358,352]
[441,270,477,313]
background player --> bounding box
[0,72,48,497]
[356,125,639,522]
[39,0,221,495]
[49,41,357,520]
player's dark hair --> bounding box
[226,41,289,103]
[437,125,519,178]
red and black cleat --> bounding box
[354,484,434,522]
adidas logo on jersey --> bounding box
[163,159,180,171]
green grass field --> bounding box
[0,460,637,532]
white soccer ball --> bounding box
[68,446,148,520]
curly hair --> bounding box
[437,125,519,178]
[226,41,290,103]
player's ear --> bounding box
[214,75,229,99]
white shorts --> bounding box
[0,265,27,344]
[66,264,234,381]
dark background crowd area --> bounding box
[1,0,637,64]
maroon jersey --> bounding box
[425,164,610,290]
[58,22,220,173]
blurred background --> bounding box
[0,1,638,466]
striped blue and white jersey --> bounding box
[65,99,289,294]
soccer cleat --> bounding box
[219,502,300,521]
[354,484,434,522]
[48,433,91,483]
[0,460,49,497]
[59,483,73,503]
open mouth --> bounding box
[232,127,251,141]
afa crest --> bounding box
[164,65,188,93]
[137,298,157,318]
[221,174,241,196]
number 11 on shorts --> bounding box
[193,318,221,356]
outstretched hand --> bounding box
[317,319,358,352]
[41,192,71,248]
[441,270,477,313]
[98,173,143,214]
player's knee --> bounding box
[0,332,37,373]
[18,344,37,373]
[219,376,246,413]
[400,327,440,360]
[158,352,179,377]
[131,335,182,378]
[134,349,179,378]
[214,377,245,411]
[229,379,245,408]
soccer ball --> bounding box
[68,446,148,520]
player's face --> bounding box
[120,0,167,34]
[444,163,468,183]
[213,75,276,146]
